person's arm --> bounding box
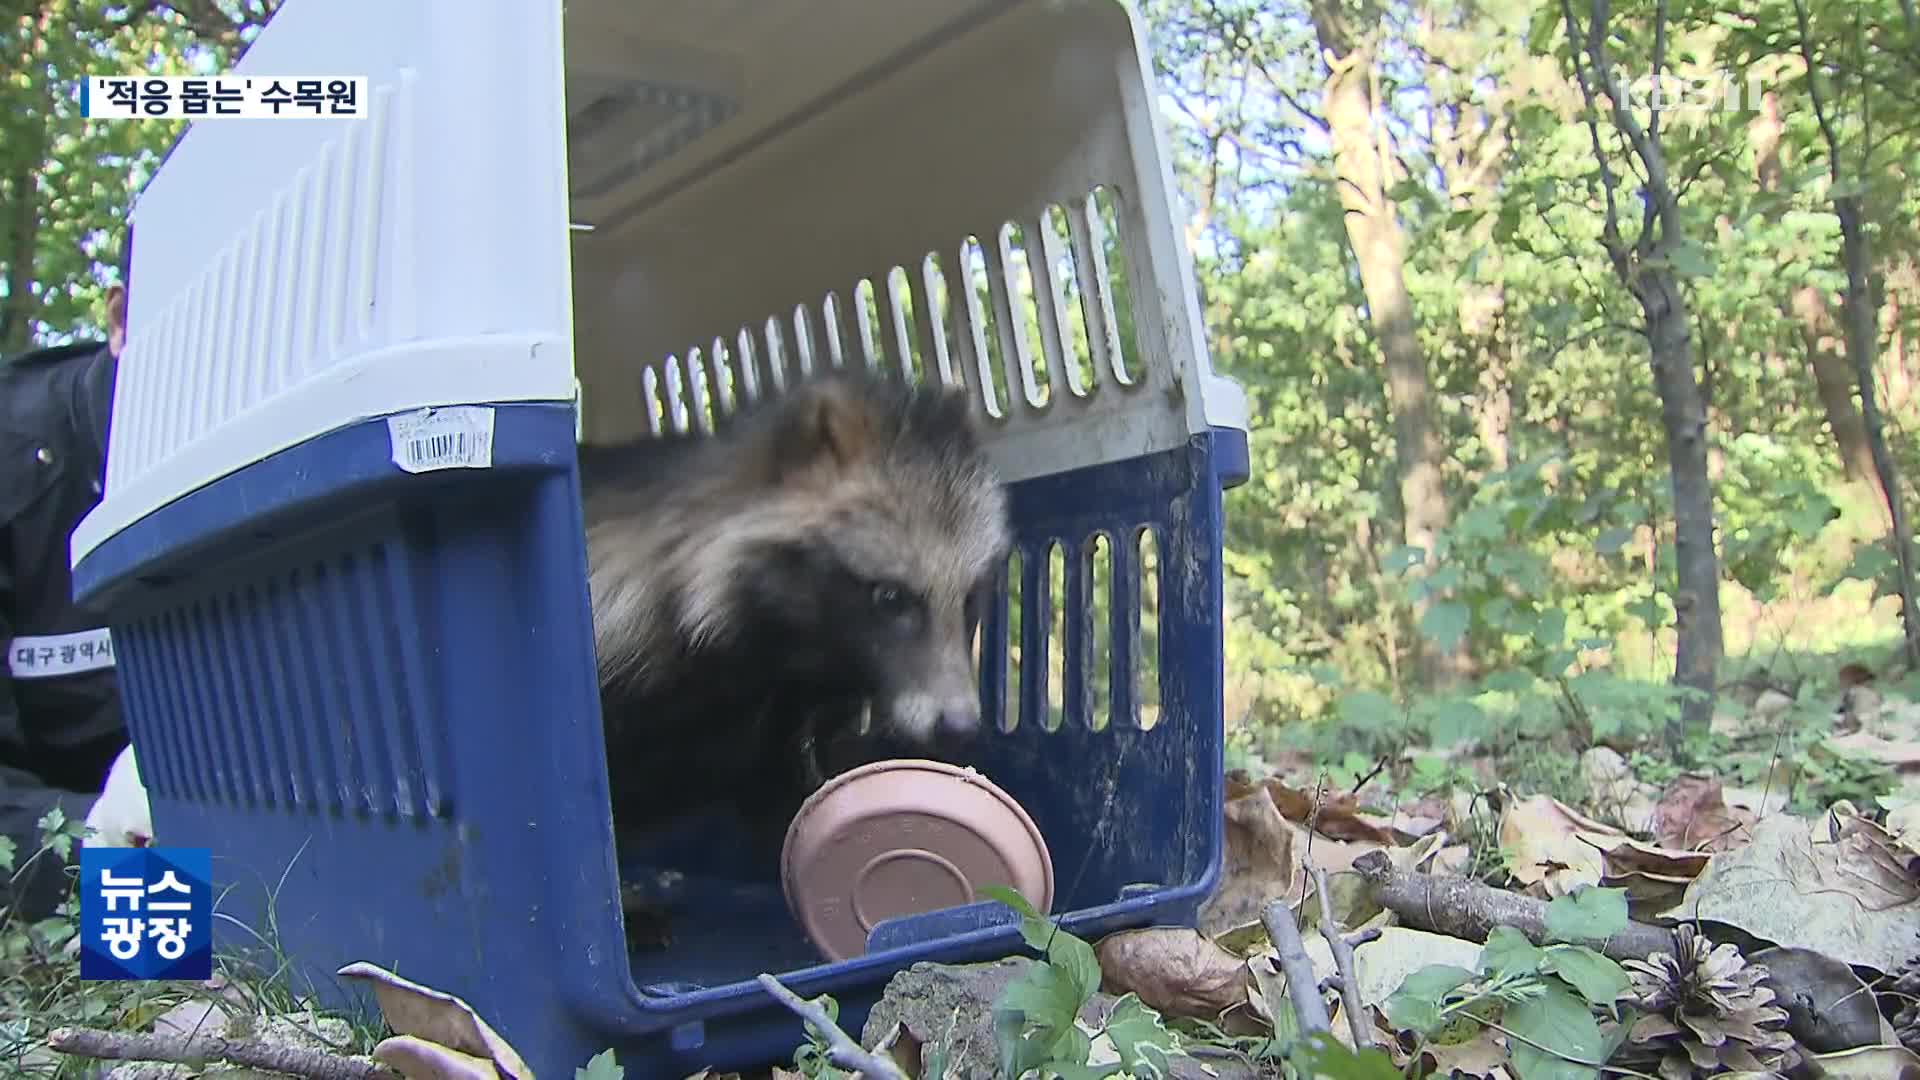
[0,555,95,922]
[3,321,134,922]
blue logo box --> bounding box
[79,846,213,981]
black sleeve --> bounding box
[73,346,117,466]
[0,483,94,923]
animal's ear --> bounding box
[923,377,984,445]
[771,375,878,477]
[105,284,128,358]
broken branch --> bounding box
[1352,851,1677,961]
[46,1026,397,1080]
[757,972,909,1080]
[1311,868,1375,1049]
[1260,896,1333,1036]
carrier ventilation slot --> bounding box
[108,74,407,496]
[567,76,739,203]
[639,184,1142,438]
[115,542,452,821]
[978,522,1164,736]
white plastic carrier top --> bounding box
[71,0,1247,569]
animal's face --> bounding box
[733,373,1011,752]
[742,458,1009,751]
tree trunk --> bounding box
[1891,290,1912,415]
[1637,268,1723,750]
[1561,0,1723,751]
[1794,285,1883,491]
[1753,91,1880,497]
[1309,0,1466,689]
[1785,0,1920,668]
[1836,196,1920,668]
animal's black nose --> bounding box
[936,705,981,739]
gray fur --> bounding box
[575,366,1012,841]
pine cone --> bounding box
[1887,941,1920,1055]
[1613,925,1797,1079]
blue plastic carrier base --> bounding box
[72,401,1248,1076]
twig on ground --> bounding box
[1352,850,1678,961]
[756,972,910,1080]
[46,1026,396,1080]
[1311,867,1377,1049]
[1260,896,1333,1036]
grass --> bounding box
[0,812,385,1079]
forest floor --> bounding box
[3,652,1917,1080]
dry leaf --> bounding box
[1749,945,1889,1053]
[1244,952,1286,1029]
[1824,808,1920,898]
[1583,746,1661,831]
[151,998,231,1040]
[1228,774,1401,846]
[336,962,531,1080]
[1498,793,1625,896]
[869,1020,922,1078]
[1386,796,1451,841]
[1726,777,1795,818]
[1802,1044,1920,1080]
[1653,773,1757,853]
[1432,843,1473,875]
[1095,927,1250,1020]
[1213,919,1272,957]
[1657,813,1920,973]
[1829,732,1920,772]
[1885,801,1920,864]
[1350,927,1486,1010]
[1310,867,1388,934]
[1198,782,1301,936]
[373,1035,500,1080]
[1286,816,1389,875]
[1244,940,1338,1034]
[1597,836,1712,917]
[1600,836,1714,879]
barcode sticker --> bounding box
[387,406,496,474]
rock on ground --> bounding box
[861,958,1263,1079]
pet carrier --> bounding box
[69,0,1251,1072]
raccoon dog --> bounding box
[577,367,1012,864]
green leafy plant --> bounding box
[1379,887,1637,1080]
[788,992,854,1079]
[980,885,1185,1079]
[1291,1031,1404,1080]
[576,1048,624,1080]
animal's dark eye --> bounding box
[869,581,912,614]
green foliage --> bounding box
[979,885,1185,1079]
[1791,744,1901,814]
[1,811,389,1075]
[1380,889,1636,1080]
[1541,886,1628,946]
[788,993,855,1079]
[576,1049,625,1080]
[1290,1032,1404,1080]
[1,6,274,355]
[1138,0,1920,800]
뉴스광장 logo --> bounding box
[79,846,212,980]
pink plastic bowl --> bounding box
[780,758,1055,961]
